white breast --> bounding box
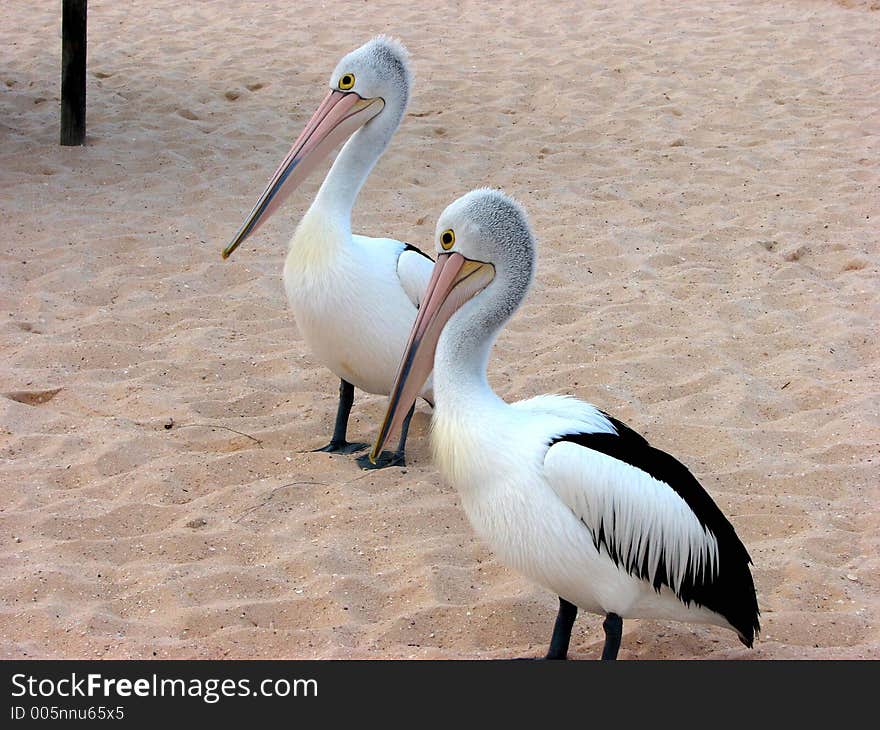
[433,405,592,594]
[283,216,433,399]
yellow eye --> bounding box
[440,229,455,250]
[338,73,355,91]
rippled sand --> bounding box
[1,0,878,658]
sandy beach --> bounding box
[1,0,878,659]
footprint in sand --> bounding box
[783,245,808,262]
[4,388,62,406]
[14,321,42,333]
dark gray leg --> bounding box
[313,380,367,454]
[600,613,623,660]
[545,597,578,660]
[357,403,414,469]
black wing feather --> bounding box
[550,413,760,646]
[401,242,434,262]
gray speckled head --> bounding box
[330,36,411,122]
[435,188,536,316]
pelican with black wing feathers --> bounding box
[223,37,432,468]
[371,189,760,659]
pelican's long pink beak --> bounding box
[222,90,384,258]
[370,252,495,463]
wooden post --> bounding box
[60,0,87,145]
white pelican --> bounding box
[370,189,760,659]
[222,36,433,468]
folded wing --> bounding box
[543,414,760,645]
